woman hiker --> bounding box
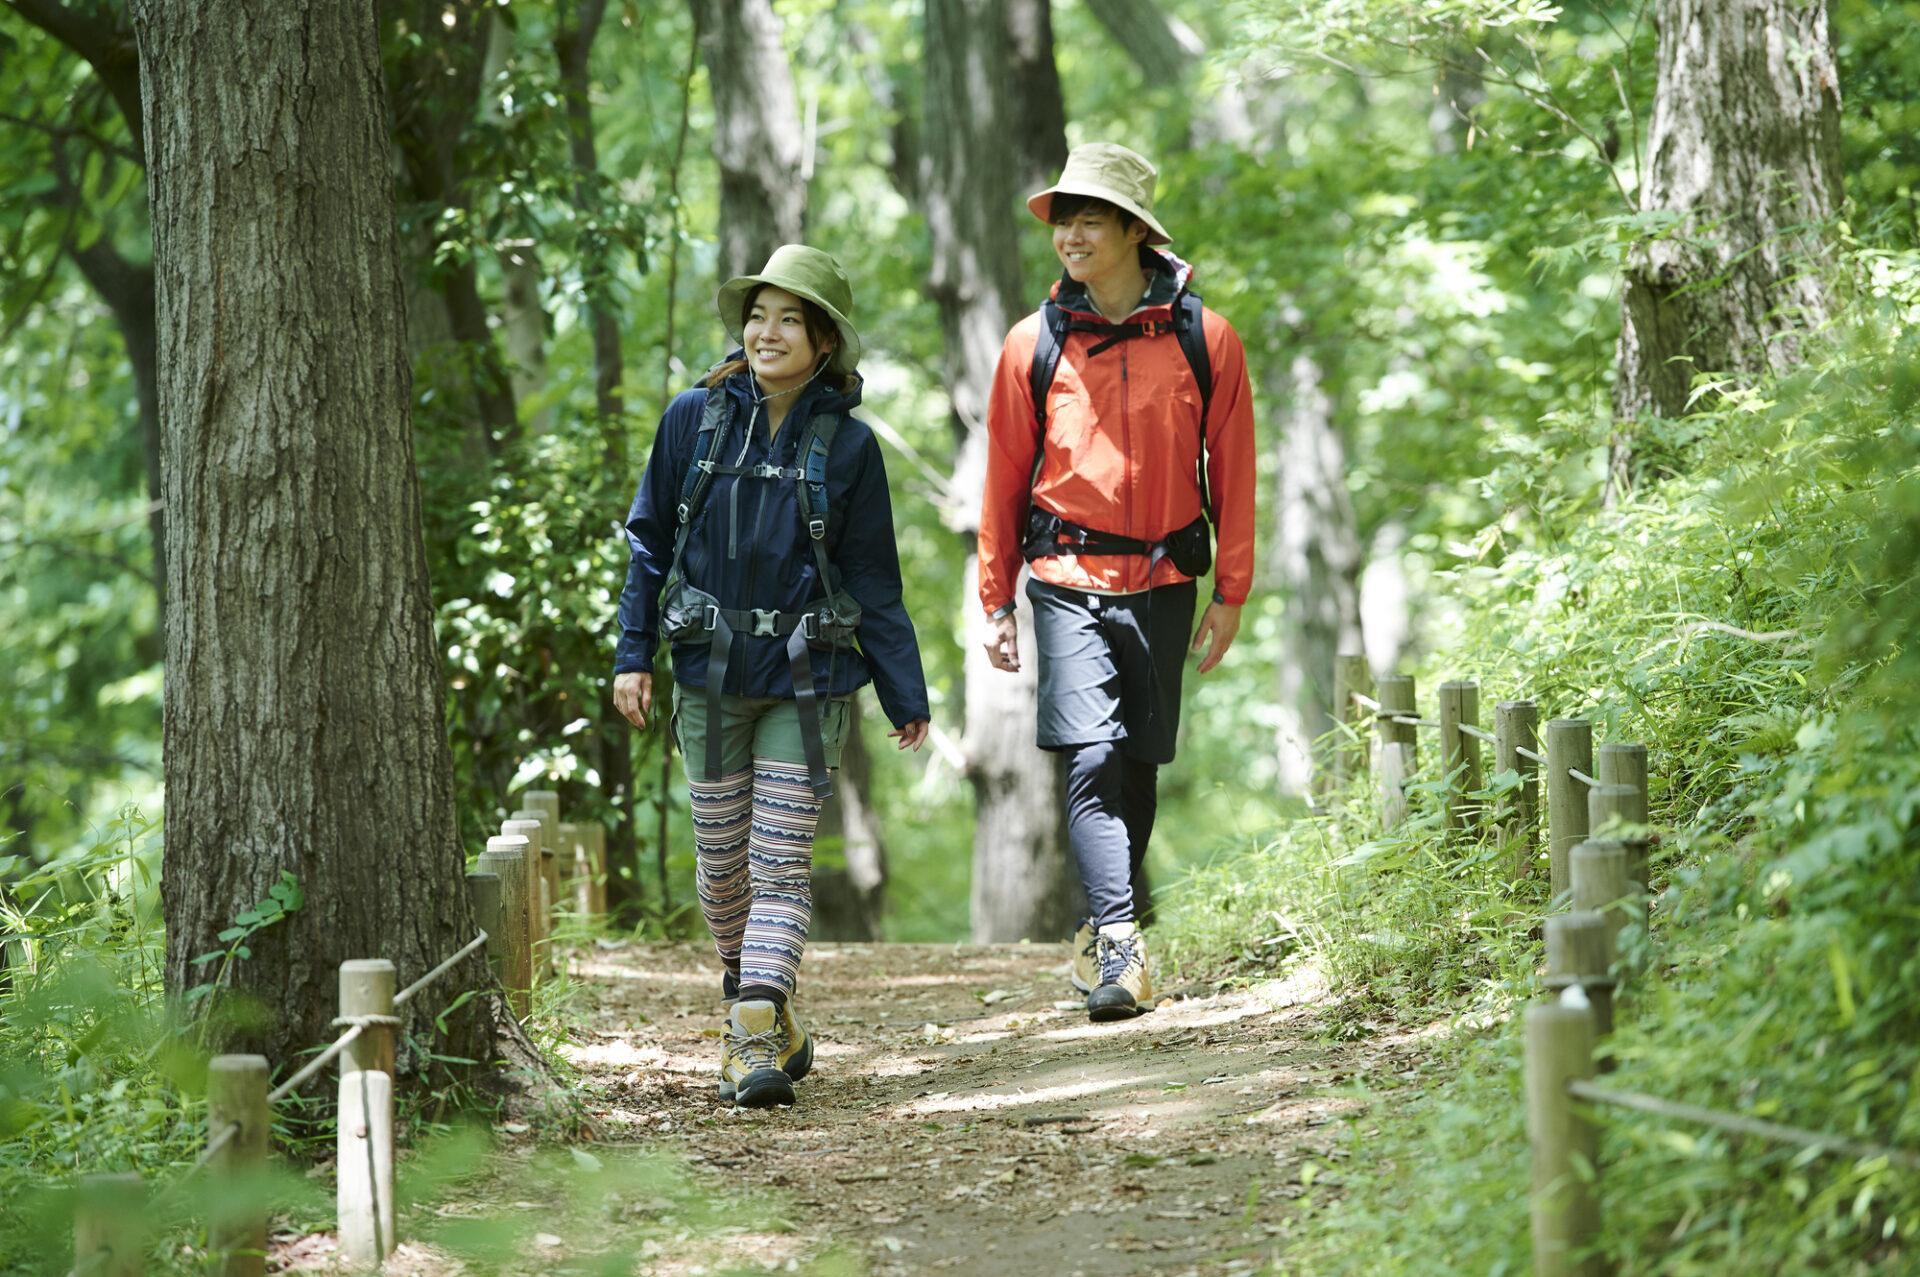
[613,245,931,1108]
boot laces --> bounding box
[731,1019,786,1072]
[1095,934,1137,985]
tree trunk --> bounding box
[924,0,1075,942]
[134,0,524,1075]
[385,0,519,453]
[1083,0,1253,144]
[1613,0,1843,456]
[484,18,551,437]
[1269,354,1364,797]
[810,693,888,941]
[689,0,806,280]
[1004,0,1067,194]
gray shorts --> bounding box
[1027,577,1197,765]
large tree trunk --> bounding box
[689,0,806,280]
[1083,0,1253,145]
[483,18,551,438]
[1004,0,1067,194]
[134,0,522,1074]
[925,0,1075,942]
[1269,354,1364,797]
[1613,0,1843,466]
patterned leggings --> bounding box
[690,757,823,998]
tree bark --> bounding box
[133,0,524,1075]
[1613,0,1843,450]
[810,693,888,941]
[689,0,806,281]
[1269,353,1364,797]
[1004,0,1067,194]
[925,0,1075,942]
[483,18,551,437]
[1083,0,1253,145]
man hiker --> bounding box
[977,142,1257,1021]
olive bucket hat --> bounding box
[1027,142,1171,246]
[715,244,862,377]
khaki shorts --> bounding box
[674,693,853,782]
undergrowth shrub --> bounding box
[1159,259,1920,1272]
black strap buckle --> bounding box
[808,517,826,540]
[703,604,720,631]
[800,611,821,641]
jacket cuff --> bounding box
[986,602,1016,621]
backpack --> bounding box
[658,381,860,798]
[1023,289,1216,574]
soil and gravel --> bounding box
[276,939,1427,1276]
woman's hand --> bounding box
[889,718,931,752]
[613,671,653,728]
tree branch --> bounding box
[2,0,146,157]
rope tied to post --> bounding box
[394,930,489,1007]
[330,1014,403,1030]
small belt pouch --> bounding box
[661,579,721,642]
[1161,516,1213,578]
[808,595,862,651]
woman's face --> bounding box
[743,287,832,393]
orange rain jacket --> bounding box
[978,248,1256,616]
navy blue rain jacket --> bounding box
[614,368,932,730]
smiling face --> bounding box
[742,286,836,393]
[1051,200,1149,295]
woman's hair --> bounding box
[1047,192,1141,232]
[705,283,855,392]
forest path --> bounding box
[548,939,1411,1276]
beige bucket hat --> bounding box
[716,244,862,376]
[1027,142,1171,245]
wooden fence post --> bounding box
[1545,911,1614,1041]
[1598,742,1651,888]
[1495,700,1539,879]
[501,818,548,971]
[467,870,504,980]
[1526,998,1602,1276]
[580,821,608,919]
[1332,652,1373,788]
[206,1054,269,1277]
[477,840,531,1017]
[1545,719,1593,903]
[74,1172,145,1277]
[338,959,396,1266]
[1572,839,1638,972]
[524,788,561,831]
[1377,674,1417,827]
[1438,680,1482,831]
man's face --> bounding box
[1052,206,1148,293]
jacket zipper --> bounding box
[1121,350,1134,583]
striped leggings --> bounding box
[689,758,823,998]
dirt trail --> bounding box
[546,939,1403,1276]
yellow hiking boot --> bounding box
[1069,919,1098,994]
[1086,923,1152,1022]
[718,999,812,1107]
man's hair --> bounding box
[1047,192,1141,231]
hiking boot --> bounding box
[719,1000,794,1107]
[721,965,741,1007]
[1069,919,1098,994]
[1086,923,1152,1022]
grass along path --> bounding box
[538,939,1406,1276]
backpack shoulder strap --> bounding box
[1028,300,1067,490]
[794,410,848,599]
[676,382,733,526]
[1173,291,1215,522]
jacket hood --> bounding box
[1050,245,1193,320]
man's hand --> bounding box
[613,671,653,728]
[1190,601,1242,675]
[983,612,1021,673]
[889,719,931,751]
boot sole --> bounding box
[731,1067,796,1108]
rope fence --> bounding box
[70,788,609,1273]
[1327,654,1913,1274]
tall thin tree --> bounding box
[924,0,1078,942]
[688,0,806,279]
